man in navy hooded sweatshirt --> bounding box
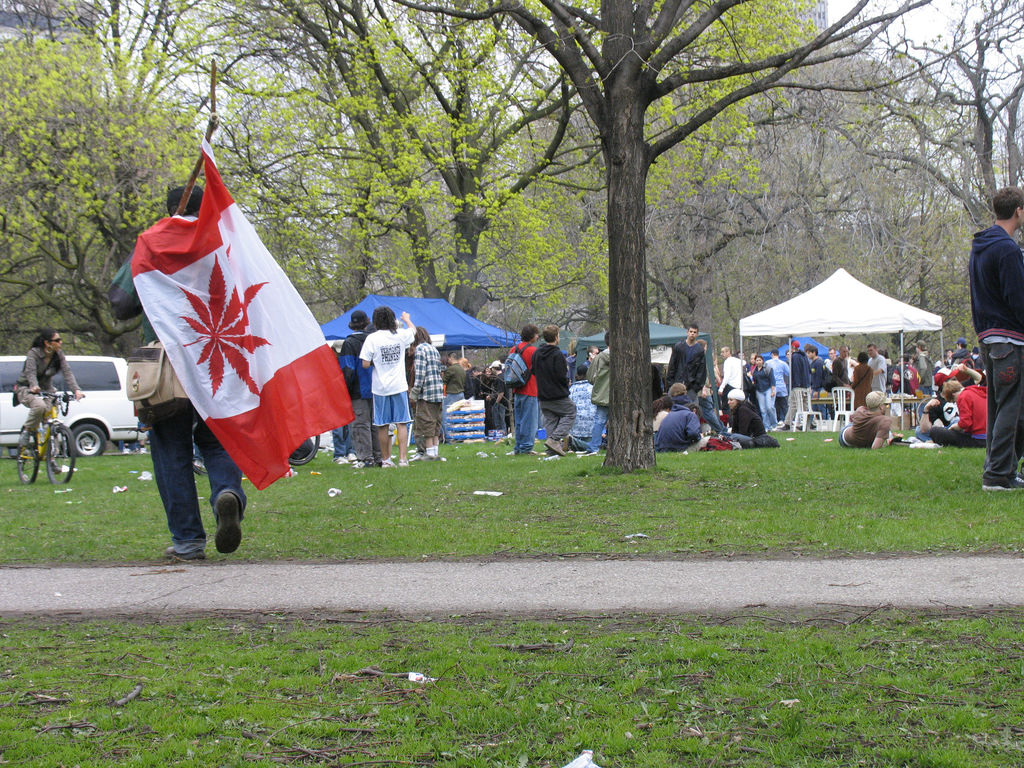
[969,186,1024,490]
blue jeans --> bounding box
[513,393,539,454]
[699,396,725,433]
[332,424,351,458]
[148,405,246,555]
[588,404,608,452]
[756,389,777,429]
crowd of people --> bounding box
[12,183,1021,571]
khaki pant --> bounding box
[16,388,49,433]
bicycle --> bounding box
[17,391,76,484]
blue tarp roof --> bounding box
[769,336,828,357]
[321,295,517,349]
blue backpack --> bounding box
[503,346,531,388]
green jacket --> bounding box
[588,348,610,407]
[108,257,158,343]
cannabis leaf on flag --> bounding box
[132,140,353,489]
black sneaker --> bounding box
[214,491,243,553]
[982,477,1024,491]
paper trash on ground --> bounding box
[473,490,503,496]
[560,750,602,768]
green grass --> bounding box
[2,610,1024,767]
[0,435,1016,563]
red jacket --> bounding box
[956,385,987,438]
[510,341,538,397]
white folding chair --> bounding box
[831,387,855,432]
[794,389,823,431]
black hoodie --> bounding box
[531,343,569,401]
[970,224,1024,343]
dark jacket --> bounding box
[730,399,765,438]
[654,396,701,452]
[790,348,810,388]
[531,343,570,401]
[753,367,774,393]
[832,356,851,388]
[667,341,706,389]
[808,356,827,391]
[970,224,1024,343]
[339,330,373,400]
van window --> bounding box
[53,361,121,392]
[0,361,21,391]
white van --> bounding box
[1,355,139,456]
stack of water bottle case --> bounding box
[445,400,486,442]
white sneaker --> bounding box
[333,457,349,465]
[346,453,358,462]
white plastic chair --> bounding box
[794,389,823,432]
[830,387,855,432]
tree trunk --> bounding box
[452,209,489,316]
[603,91,655,470]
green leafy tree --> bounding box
[396,0,927,469]
[215,0,589,320]
[0,1,208,352]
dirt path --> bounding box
[3,554,1022,618]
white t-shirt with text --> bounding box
[359,327,416,395]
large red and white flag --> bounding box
[132,140,352,489]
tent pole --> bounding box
[899,330,905,391]
[788,336,793,402]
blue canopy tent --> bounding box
[768,336,828,358]
[320,295,517,349]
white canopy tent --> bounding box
[739,269,943,392]
[739,268,943,338]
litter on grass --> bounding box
[112,486,128,493]
[624,533,649,540]
[473,490,503,497]
[138,471,153,481]
[53,488,73,494]
[561,751,602,768]
[407,672,437,683]
[327,488,342,497]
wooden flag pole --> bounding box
[174,61,219,216]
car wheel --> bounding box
[71,422,107,457]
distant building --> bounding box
[809,0,828,31]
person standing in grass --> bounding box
[586,336,610,455]
[510,324,541,455]
[531,324,576,456]
[969,186,1024,490]
[360,306,416,468]
[409,326,444,462]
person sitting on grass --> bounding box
[652,395,673,437]
[930,375,987,448]
[654,383,702,453]
[915,370,964,442]
[839,390,902,449]
[726,390,779,448]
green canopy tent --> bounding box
[576,322,689,352]
[574,322,720,411]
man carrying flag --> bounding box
[111,142,352,559]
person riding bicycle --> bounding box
[15,329,84,450]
